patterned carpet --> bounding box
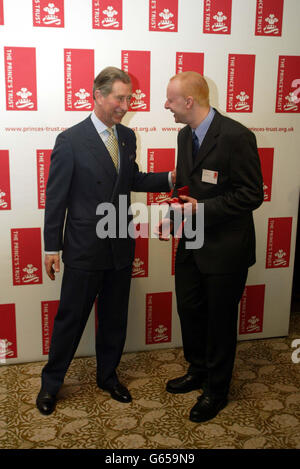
[1,312,300,450]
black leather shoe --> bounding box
[189,394,228,423]
[166,373,205,394]
[36,390,56,415]
[102,382,132,403]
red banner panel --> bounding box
[255,0,284,36]
[4,47,37,111]
[147,149,175,204]
[32,0,64,27]
[11,228,43,286]
[0,304,17,361]
[266,217,293,269]
[176,52,204,75]
[0,150,11,210]
[276,56,300,113]
[258,148,274,202]
[132,224,149,278]
[122,50,151,111]
[37,150,51,209]
[64,49,94,111]
[0,0,4,25]
[149,0,178,31]
[239,285,265,335]
[41,300,59,355]
[203,0,232,34]
[92,0,122,29]
[146,292,172,344]
[227,54,256,112]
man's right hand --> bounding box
[44,254,60,280]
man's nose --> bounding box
[164,100,169,109]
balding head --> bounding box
[165,72,210,128]
[169,72,210,107]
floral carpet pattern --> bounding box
[1,313,300,450]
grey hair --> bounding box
[93,66,131,99]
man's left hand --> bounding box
[172,195,198,216]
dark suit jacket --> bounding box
[44,116,170,271]
[174,109,264,274]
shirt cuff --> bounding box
[168,172,174,190]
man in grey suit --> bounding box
[36,67,175,415]
[158,72,263,422]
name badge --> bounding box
[202,169,218,184]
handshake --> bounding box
[154,186,202,246]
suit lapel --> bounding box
[180,126,194,174]
[192,110,221,171]
[82,116,117,182]
[116,124,128,176]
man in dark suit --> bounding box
[36,67,175,415]
[157,71,263,422]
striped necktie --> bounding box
[106,127,119,171]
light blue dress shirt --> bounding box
[193,106,215,147]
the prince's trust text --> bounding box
[96,196,204,250]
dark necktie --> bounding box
[192,131,199,160]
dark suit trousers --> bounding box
[41,264,132,395]
[175,253,248,399]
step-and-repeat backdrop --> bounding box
[1,0,299,364]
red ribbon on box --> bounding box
[159,185,190,205]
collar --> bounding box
[192,107,215,140]
[90,111,117,136]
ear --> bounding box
[185,96,194,109]
[94,89,104,103]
